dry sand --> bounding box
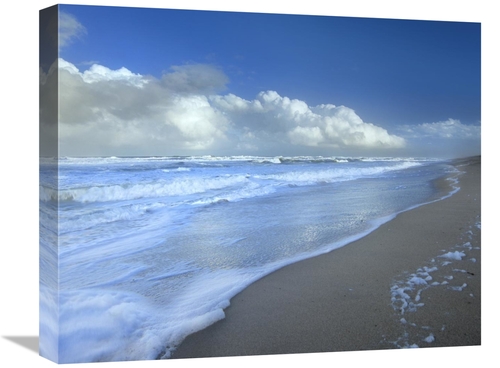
[171,156,481,359]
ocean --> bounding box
[39,155,460,363]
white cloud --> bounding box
[41,59,231,155]
[82,64,148,88]
[43,59,408,156]
[209,94,263,112]
[256,91,316,122]
[58,58,148,87]
[164,95,229,149]
[59,11,87,50]
[398,119,481,139]
[288,126,324,146]
[212,90,406,150]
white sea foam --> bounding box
[450,283,468,291]
[58,202,168,234]
[162,167,191,172]
[408,276,428,285]
[388,216,480,349]
[439,251,466,260]
[57,289,166,363]
[423,333,435,343]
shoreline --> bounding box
[171,156,481,359]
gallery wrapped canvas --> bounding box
[39,3,481,364]
[39,4,59,362]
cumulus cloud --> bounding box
[210,94,263,112]
[211,90,406,150]
[42,59,408,156]
[59,11,87,50]
[288,126,324,146]
[163,95,229,149]
[41,59,231,156]
[398,119,481,140]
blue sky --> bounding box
[43,4,481,158]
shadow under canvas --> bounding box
[3,336,39,354]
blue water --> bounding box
[39,156,459,362]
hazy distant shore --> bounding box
[172,156,481,359]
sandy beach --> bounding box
[171,156,481,359]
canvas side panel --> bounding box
[39,4,59,363]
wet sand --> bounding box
[171,156,481,359]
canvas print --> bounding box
[39,4,481,364]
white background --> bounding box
[0,1,496,367]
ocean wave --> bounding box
[40,185,58,202]
[52,175,249,203]
[53,156,439,174]
[161,167,191,173]
[58,202,168,234]
[191,181,276,205]
[257,161,422,185]
[45,159,426,204]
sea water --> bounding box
[39,156,459,362]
